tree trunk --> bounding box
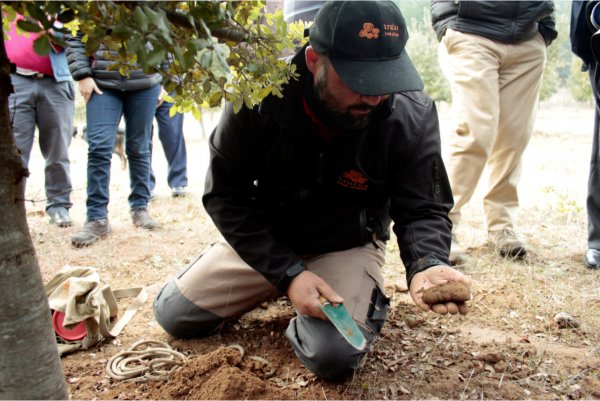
[0,10,69,400]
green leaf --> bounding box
[133,7,148,32]
[32,36,51,56]
[57,9,75,24]
[146,47,166,67]
[25,3,46,26]
[191,106,201,121]
[16,19,42,33]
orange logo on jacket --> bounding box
[359,23,380,39]
[338,170,369,191]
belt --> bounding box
[15,67,50,79]
[16,71,47,79]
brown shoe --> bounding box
[71,219,111,248]
[131,208,157,230]
[488,229,526,259]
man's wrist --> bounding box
[276,261,307,294]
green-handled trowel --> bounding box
[318,295,366,351]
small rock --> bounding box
[493,360,508,373]
[475,352,504,364]
[554,312,580,329]
[405,316,425,329]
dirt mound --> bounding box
[107,346,295,400]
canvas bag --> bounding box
[45,265,147,355]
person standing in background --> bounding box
[66,33,162,247]
[6,18,75,227]
[571,0,600,270]
[149,89,188,199]
[430,0,558,264]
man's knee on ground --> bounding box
[153,279,223,339]
[285,316,370,382]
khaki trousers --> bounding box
[438,28,547,231]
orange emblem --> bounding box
[338,169,369,191]
[359,23,380,39]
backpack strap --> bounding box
[98,286,148,338]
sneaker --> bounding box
[131,208,157,230]
[71,219,110,248]
[171,186,187,198]
[488,229,527,259]
[47,206,72,228]
[449,234,468,266]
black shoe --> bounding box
[171,186,187,198]
[131,208,157,230]
[584,249,600,270]
[71,219,110,247]
[47,206,72,228]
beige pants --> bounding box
[438,28,547,232]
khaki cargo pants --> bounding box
[153,238,389,381]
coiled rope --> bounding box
[106,339,187,382]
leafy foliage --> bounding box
[568,58,593,103]
[3,1,302,116]
[405,11,450,103]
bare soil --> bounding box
[25,94,600,399]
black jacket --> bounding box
[571,0,595,68]
[431,0,557,46]
[202,47,454,293]
[65,33,162,92]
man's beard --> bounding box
[312,67,376,130]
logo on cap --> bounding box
[359,23,380,39]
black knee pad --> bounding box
[153,279,223,339]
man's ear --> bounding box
[305,46,319,75]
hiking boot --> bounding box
[131,208,157,230]
[171,186,187,198]
[449,234,468,266]
[71,219,111,248]
[488,229,527,259]
[47,206,72,228]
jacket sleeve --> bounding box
[571,0,594,67]
[388,95,454,286]
[202,103,306,293]
[65,33,93,81]
[538,14,558,46]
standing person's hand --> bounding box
[287,270,343,320]
[409,265,471,315]
[157,87,168,107]
[78,77,103,103]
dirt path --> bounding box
[24,94,600,399]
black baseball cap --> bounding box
[309,0,424,96]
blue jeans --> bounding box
[150,100,188,191]
[85,85,160,221]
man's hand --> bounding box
[78,77,103,103]
[409,265,471,316]
[287,270,343,320]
